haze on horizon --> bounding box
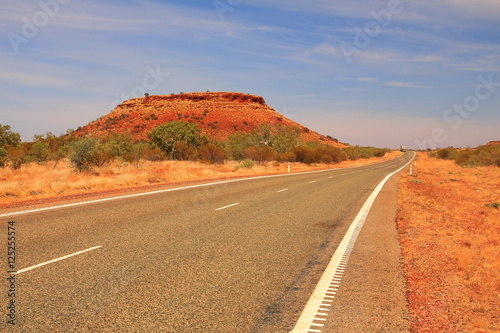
[1,0,499,150]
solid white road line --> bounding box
[14,246,102,274]
[215,203,240,211]
[289,152,414,333]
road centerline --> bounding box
[215,203,240,211]
[14,246,102,274]
[277,188,289,193]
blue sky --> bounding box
[1,0,499,149]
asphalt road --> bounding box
[2,152,413,332]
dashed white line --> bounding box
[215,203,240,211]
[2,154,410,218]
[277,188,289,193]
[14,246,102,274]
[309,181,317,183]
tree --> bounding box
[69,138,98,172]
[226,131,254,160]
[0,148,7,167]
[126,142,150,168]
[28,141,51,162]
[147,121,206,159]
[0,124,21,147]
[272,125,301,153]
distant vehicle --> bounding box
[400,145,407,152]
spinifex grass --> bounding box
[397,153,499,332]
[0,151,401,206]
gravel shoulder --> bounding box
[322,170,411,332]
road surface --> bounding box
[2,152,413,332]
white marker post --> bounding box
[288,162,291,173]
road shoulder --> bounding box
[323,170,411,332]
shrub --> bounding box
[172,141,199,160]
[28,141,51,162]
[293,146,316,164]
[242,146,275,164]
[276,151,296,162]
[69,138,98,172]
[239,159,255,169]
[200,143,226,164]
[0,147,7,167]
[148,121,206,160]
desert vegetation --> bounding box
[0,122,388,173]
[0,122,396,206]
[430,144,500,167]
[398,153,499,332]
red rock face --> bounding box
[74,92,346,147]
[483,140,500,147]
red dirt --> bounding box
[482,140,500,147]
[397,153,500,332]
[73,92,346,147]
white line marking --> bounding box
[215,203,240,211]
[277,188,289,192]
[14,246,102,274]
[309,181,317,183]
[1,153,410,218]
[289,152,415,333]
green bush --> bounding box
[239,159,255,169]
[433,145,500,167]
[69,138,98,172]
[148,121,206,160]
[0,147,7,167]
[28,142,51,162]
[343,146,389,160]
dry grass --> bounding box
[397,152,500,332]
[0,151,402,207]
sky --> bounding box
[1,0,499,149]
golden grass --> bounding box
[397,152,500,332]
[0,151,401,206]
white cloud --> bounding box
[384,81,432,88]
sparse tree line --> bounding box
[431,146,500,167]
[0,122,389,172]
